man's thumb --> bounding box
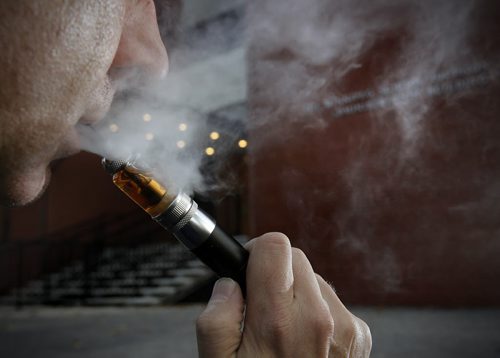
[196,278,244,358]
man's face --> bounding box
[0,0,168,206]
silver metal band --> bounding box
[159,193,193,228]
[153,192,216,250]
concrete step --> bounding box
[132,270,165,279]
[140,286,178,297]
[84,296,162,306]
[171,267,213,277]
[153,276,198,286]
[90,287,138,297]
[138,261,179,270]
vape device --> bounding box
[102,158,248,294]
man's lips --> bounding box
[61,76,116,160]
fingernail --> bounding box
[209,278,237,303]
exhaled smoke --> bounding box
[79,0,497,197]
[77,3,247,195]
[248,0,499,295]
[77,88,206,194]
[249,0,497,146]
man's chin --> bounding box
[0,168,51,207]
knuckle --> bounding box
[257,232,291,250]
[291,248,314,269]
[346,316,372,356]
[291,247,306,259]
[249,233,294,296]
[356,317,373,353]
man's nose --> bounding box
[111,0,169,79]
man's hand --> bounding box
[196,232,372,357]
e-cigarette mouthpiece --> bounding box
[102,158,248,295]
